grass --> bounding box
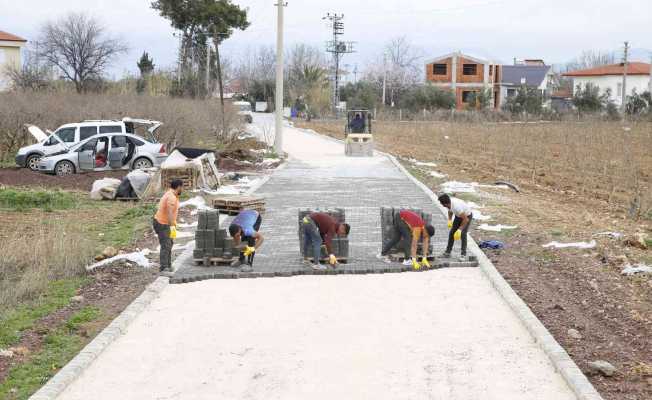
[0,306,102,400]
[0,279,86,348]
[0,189,77,212]
[96,203,156,250]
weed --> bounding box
[0,189,76,211]
[0,279,85,348]
[550,229,564,238]
[96,204,155,250]
[0,306,101,400]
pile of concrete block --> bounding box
[298,208,349,262]
[193,210,236,264]
[380,207,433,259]
[345,134,374,157]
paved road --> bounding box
[58,115,577,400]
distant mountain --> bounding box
[628,48,652,63]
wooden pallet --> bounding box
[161,168,199,190]
[213,195,265,208]
[193,257,236,266]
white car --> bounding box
[233,101,253,124]
[16,118,162,171]
[37,132,168,176]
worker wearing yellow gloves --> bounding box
[302,212,351,271]
[153,179,183,274]
[229,210,265,272]
[379,210,435,270]
[438,194,474,261]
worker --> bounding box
[302,212,350,270]
[349,113,365,133]
[153,179,183,274]
[228,209,264,271]
[438,194,473,261]
[378,210,435,270]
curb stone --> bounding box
[30,163,287,400]
[298,127,603,400]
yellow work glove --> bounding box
[421,257,431,269]
[169,226,177,239]
[411,257,421,270]
[329,254,338,265]
[454,230,462,241]
[243,246,255,257]
[447,219,453,228]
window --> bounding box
[507,89,517,97]
[129,137,145,146]
[124,122,135,134]
[462,64,477,75]
[80,126,98,140]
[79,139,98,152]
[99,125,122,134]
[489,65,494,75]
[433,64,447,75]
[111,136,128,148]
[55,128,76,143]
[462,91,475,103]
[616,83,623,97]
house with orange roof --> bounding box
[0,29,28,90]
[563,62,652,106]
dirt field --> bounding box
[0,168,127,191]
[298,119,652,400]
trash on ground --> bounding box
[428,171,447,178]
[472,210,492,221]
[179,196,213,215]
[86,249,152,271]
[542,240,597,249]
[494,181,520,193]
[478,224,518,232]
[441,181,478,193]
[623,233,649,250]
[621,264,652,276]
[594,232,624,239]
[588,360,617,377]
[161,148,221,190]
[90,178,122,200]
[479,240,505,250]
[407,158,437,168]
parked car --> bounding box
[37,132,168,176]
[233,101,254,124]
[16,118,162,171]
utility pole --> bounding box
[324,13,355,116]
[648,52,652,94]
[206,37,211,97]
[274,1,287,154]
[621,41,629,112]
[382,52,387,107]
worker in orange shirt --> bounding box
[153,179,183,273]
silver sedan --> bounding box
[38,133,168,176]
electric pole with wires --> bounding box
[323,13,355,116]
[621,41,630,113]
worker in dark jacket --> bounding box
[302,212,350,270]
[349,113,365,133]
[379,209,435,270]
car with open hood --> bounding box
[15,118,163,171]
[37,131,168,176]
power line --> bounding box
[323,13,355,115]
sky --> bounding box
[1,0,651,78]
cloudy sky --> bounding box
[1,0,651,77]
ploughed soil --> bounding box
[0,167,126,191]
[297,120,652,400]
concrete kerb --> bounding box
[29,161,287,400]
[298,126,603,400]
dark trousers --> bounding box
[239,215,263,264]
[302,218,323,262]
[381,219,412,259]
[153,218,173,271]
[445,215,473,256]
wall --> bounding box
[572,75,651,106]
[426,58,452,83]
[0,43,23,91]
[457,56,485,84]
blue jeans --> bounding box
[303,218,322,262]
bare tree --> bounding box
[566,50,616,72]
[3,47,53,91]
[37,13,127,93]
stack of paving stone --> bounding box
[380,207,434,260]
[298,208,349,263]
[193,210,236,265]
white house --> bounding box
[0,30,27,91]
[563,62,652,106]
[496,64,556,108]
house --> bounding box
[0,30,27,91]
[496,63,556,108]
[425,51,499,110]
[563,62,652,106]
